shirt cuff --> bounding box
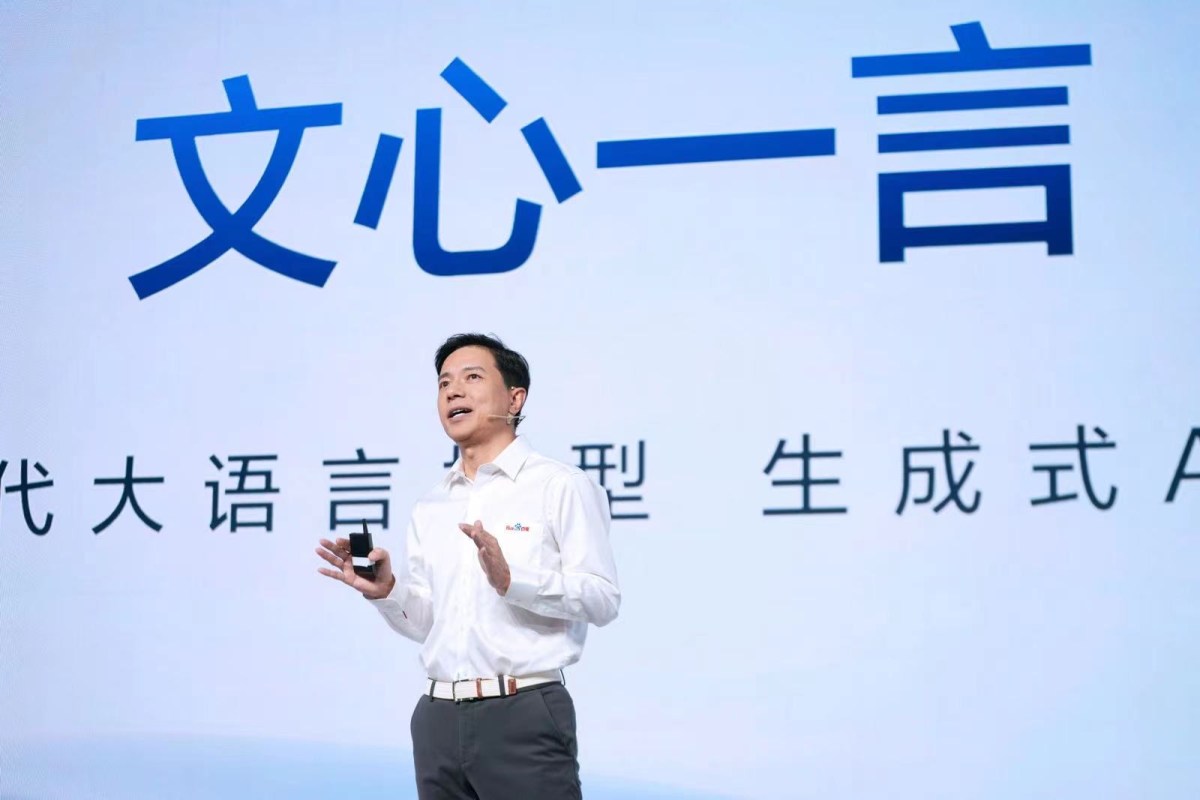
[504,562,541,607]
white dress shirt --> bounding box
[370,436,621,682]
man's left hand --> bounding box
[460,520,511,596]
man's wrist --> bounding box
[363,574,396,601]
[503,563,539,606]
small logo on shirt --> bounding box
[505,523,529,532]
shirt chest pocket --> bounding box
[491,520,545,570]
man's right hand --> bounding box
[316,538,396,600]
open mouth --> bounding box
[448,407,473,422]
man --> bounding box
[316,333,620,799]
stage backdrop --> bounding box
[2,2,1197,798]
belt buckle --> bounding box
[453,678,485,704]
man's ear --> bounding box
[509,387,527,416]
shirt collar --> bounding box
[444,436,533,485]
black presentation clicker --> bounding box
[348,519,376,579]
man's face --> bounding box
[437,345,524,445]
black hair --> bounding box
[434,333,530,428]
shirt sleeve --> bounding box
[503,470,621,626]
[368,517,434,642]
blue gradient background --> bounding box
[1,2,1197,798]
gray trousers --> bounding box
[410,682,583,799]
